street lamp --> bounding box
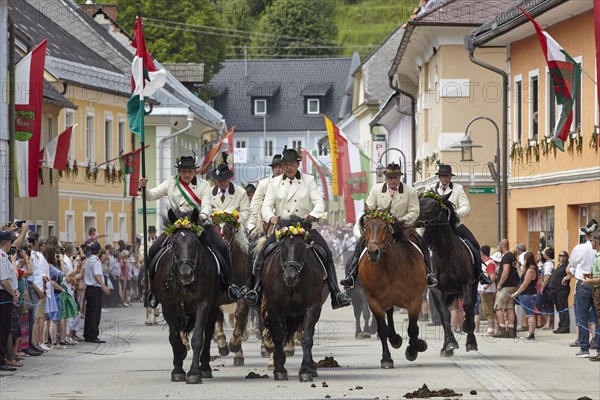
[378,147,407,183]
[454,116,502,243]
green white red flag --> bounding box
[520,7,581,151]
[127,15,166,140]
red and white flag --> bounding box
[39,125,75,171]
[15,39,47,197]
[301,149,329,201]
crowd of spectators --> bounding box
[0,221,143,371]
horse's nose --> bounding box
[283,269,299,287]
[179,264,194,285]
[367,248,380,263]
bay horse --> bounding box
[261,216,327,382]
[213,219,250,366]
[153,208,222,384]
[358,207,428,368]
[418,192,478,356]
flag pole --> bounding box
[137,1,150,297]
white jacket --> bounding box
[210,182,251,227]
[262,171,325,223]
[247,176,276,232]
[365,182,419,226]
[427,181,470,223]
[145,175,212,218]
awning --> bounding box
[247,84,280,97]
[301,83,332,96]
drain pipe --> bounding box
[388,75,417,184]
[158,111,194,183]
[465,36,508,240]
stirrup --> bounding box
[331,292,352,309]
[147,291,159,308]
[427,274,438,288]
[242,289,259,306]
[339,276,355,289]
[227,284,242,301]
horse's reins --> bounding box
[417,208,450,227]
[172,239,201,285]
[278,231,308,274]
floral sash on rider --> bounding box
[176,176,202,210]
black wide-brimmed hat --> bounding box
[280,147,301,163]
[175,155,199,169]
[582,219,598,235]
[269,154,282,167]
[436,164,455,176]
[148,226,157,233]
[383,162,403,177]
[212,153,234,181]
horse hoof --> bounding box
[389,334,402,349]
[311,368,318,378]
[171,371,186,382]
[299,372,313,382]
[355,332,363,339]
[234,356,244,366]
[229,342,242,353]
[380,359,394,369]
[440,349,454,357]
[186,375,202,384]
[218,345,230,357]
[447,342,459,351]
[405,347,418,362]
[466,343,478,352]
[200,370,213,379]
[274,371,288,380]
[285,350,295,357]
[418,340,428,352]
[361,332,371,339]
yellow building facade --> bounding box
[507,9,599,254]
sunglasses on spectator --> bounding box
[559,254,567,257]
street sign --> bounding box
[468,187,496,194]
[372,134,386,141]
[138,208,157,214]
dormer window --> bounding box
[254,99,267,115]
[307,98,320,115]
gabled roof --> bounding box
[43,80,77,109]
[389,0,522,77]
[208,58,355,132]
[468,0,591,47]
[361,26,405,104]
[9,1,121,73]
[16,0,222,128]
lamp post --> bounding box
[453,116,501,243]
[378,147,407,183]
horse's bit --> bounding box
[279,242,307,274]
[172,242,200,284]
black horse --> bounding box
[418,192,479,356]
[261,216,328,382]
[153,208,223,384]
[344,257,375,339]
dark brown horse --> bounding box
[213,220,250,366]
[418,192,478,356]
[261,216,327,382]
[153,209,222,384]
[358,208,428,368]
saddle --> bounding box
[150,237,222,277]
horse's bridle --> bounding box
[365,219,394,252]
[171,240,200,284]
[417,206,450,227]
[279,240,308,274]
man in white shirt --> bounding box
[83,243,110,343]
[563,219,598,357]
[27,232,50,352]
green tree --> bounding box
[215,0,254,59]
[77,0,228,81]
[252,0,340,59]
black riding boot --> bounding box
[243,239,257,292]
[205,227,241,300]
[326,258,351,309]
[414,234,438,287]
[242,241,269,306]
[339,240,363,288]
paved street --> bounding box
[1,298,599,400]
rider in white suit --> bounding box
[340,162,438,288]
[242,147,351,309]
